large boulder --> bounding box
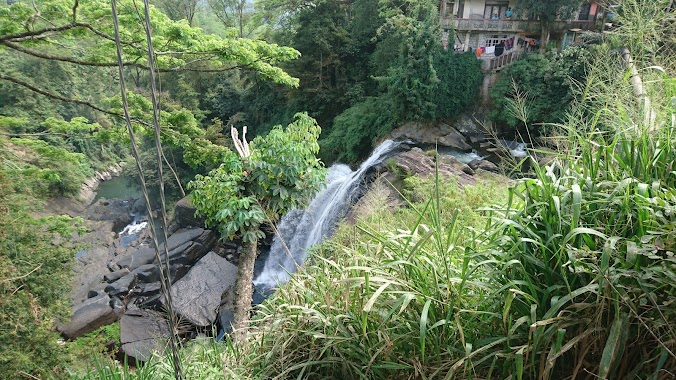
[131,198,147,216]
[173,195,206,230]
[115,228,216,272]
[454,113,488,144]
[169,252,238,326]
[120,308,170,362]
[389,122,473,152]
[83,198,134,231]
[389,148,477,186]
[58,293,117,339]
[115,247,155,272]
[468,158,500,173]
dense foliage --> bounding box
[0,117,105,378]
[0,0,303,377]
[200,0,483,163]
[189,113,327,243]
[312,0,482,162]
[189,112,326,336]
[489,46,594,133]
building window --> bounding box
[484,2,509,19]
[444,1,455,18]
[578,3,592,20]
[485,34,508,47]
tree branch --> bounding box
[1,38,247,72]
[0,23,81,42]
[0,39,138,68]
[0,73,120,117]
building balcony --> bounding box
[442,18,596,34]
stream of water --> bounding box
[254,140,402,289]
[93,175,165,246]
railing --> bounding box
[482,50,522,72]
[442,18,596,33]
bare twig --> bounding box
[0,264,43,284]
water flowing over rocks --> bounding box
[58,132,506,362]
[389,147,478,186]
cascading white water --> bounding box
[254,140,401,288]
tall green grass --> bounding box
[229,39,676,379]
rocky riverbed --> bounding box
[53,112,532,363]
[55,194,242,362]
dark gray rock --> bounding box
[194,229,217,249]
[137,294,163,310]
[169,263,192,283]
[116,247,155,271]
[104,268,130,283]
[468,159,500,173]
[437,123,474,152]
[164,241,193,263]
[390,122,472,152]
[136,281,162,297]
[169,252,238,326]
[467,159,482,170]
[131,264,159,283]
[454,113,488,144]
[173,196,206,229]
[111,296,126,317]
[116,228,215,272]
[217,284,237,334]
[131,198,147,216]
[58,294,117,339]
[169,242,205,264]
[120,308,170,362]
[164,228,204,251]
[83,198,134,231]
[105,272,138,297]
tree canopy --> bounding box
[0,0,300,111]
[514,0,584,51]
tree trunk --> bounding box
[232,228,259,342]
[540,22,550,54]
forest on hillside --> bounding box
[0,0,675,379]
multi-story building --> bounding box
[440,1,600,56]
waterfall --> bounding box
[254,140,401,289]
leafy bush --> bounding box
[320,96,400,163]
[7,137,93,196]
[489,46,594,132]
